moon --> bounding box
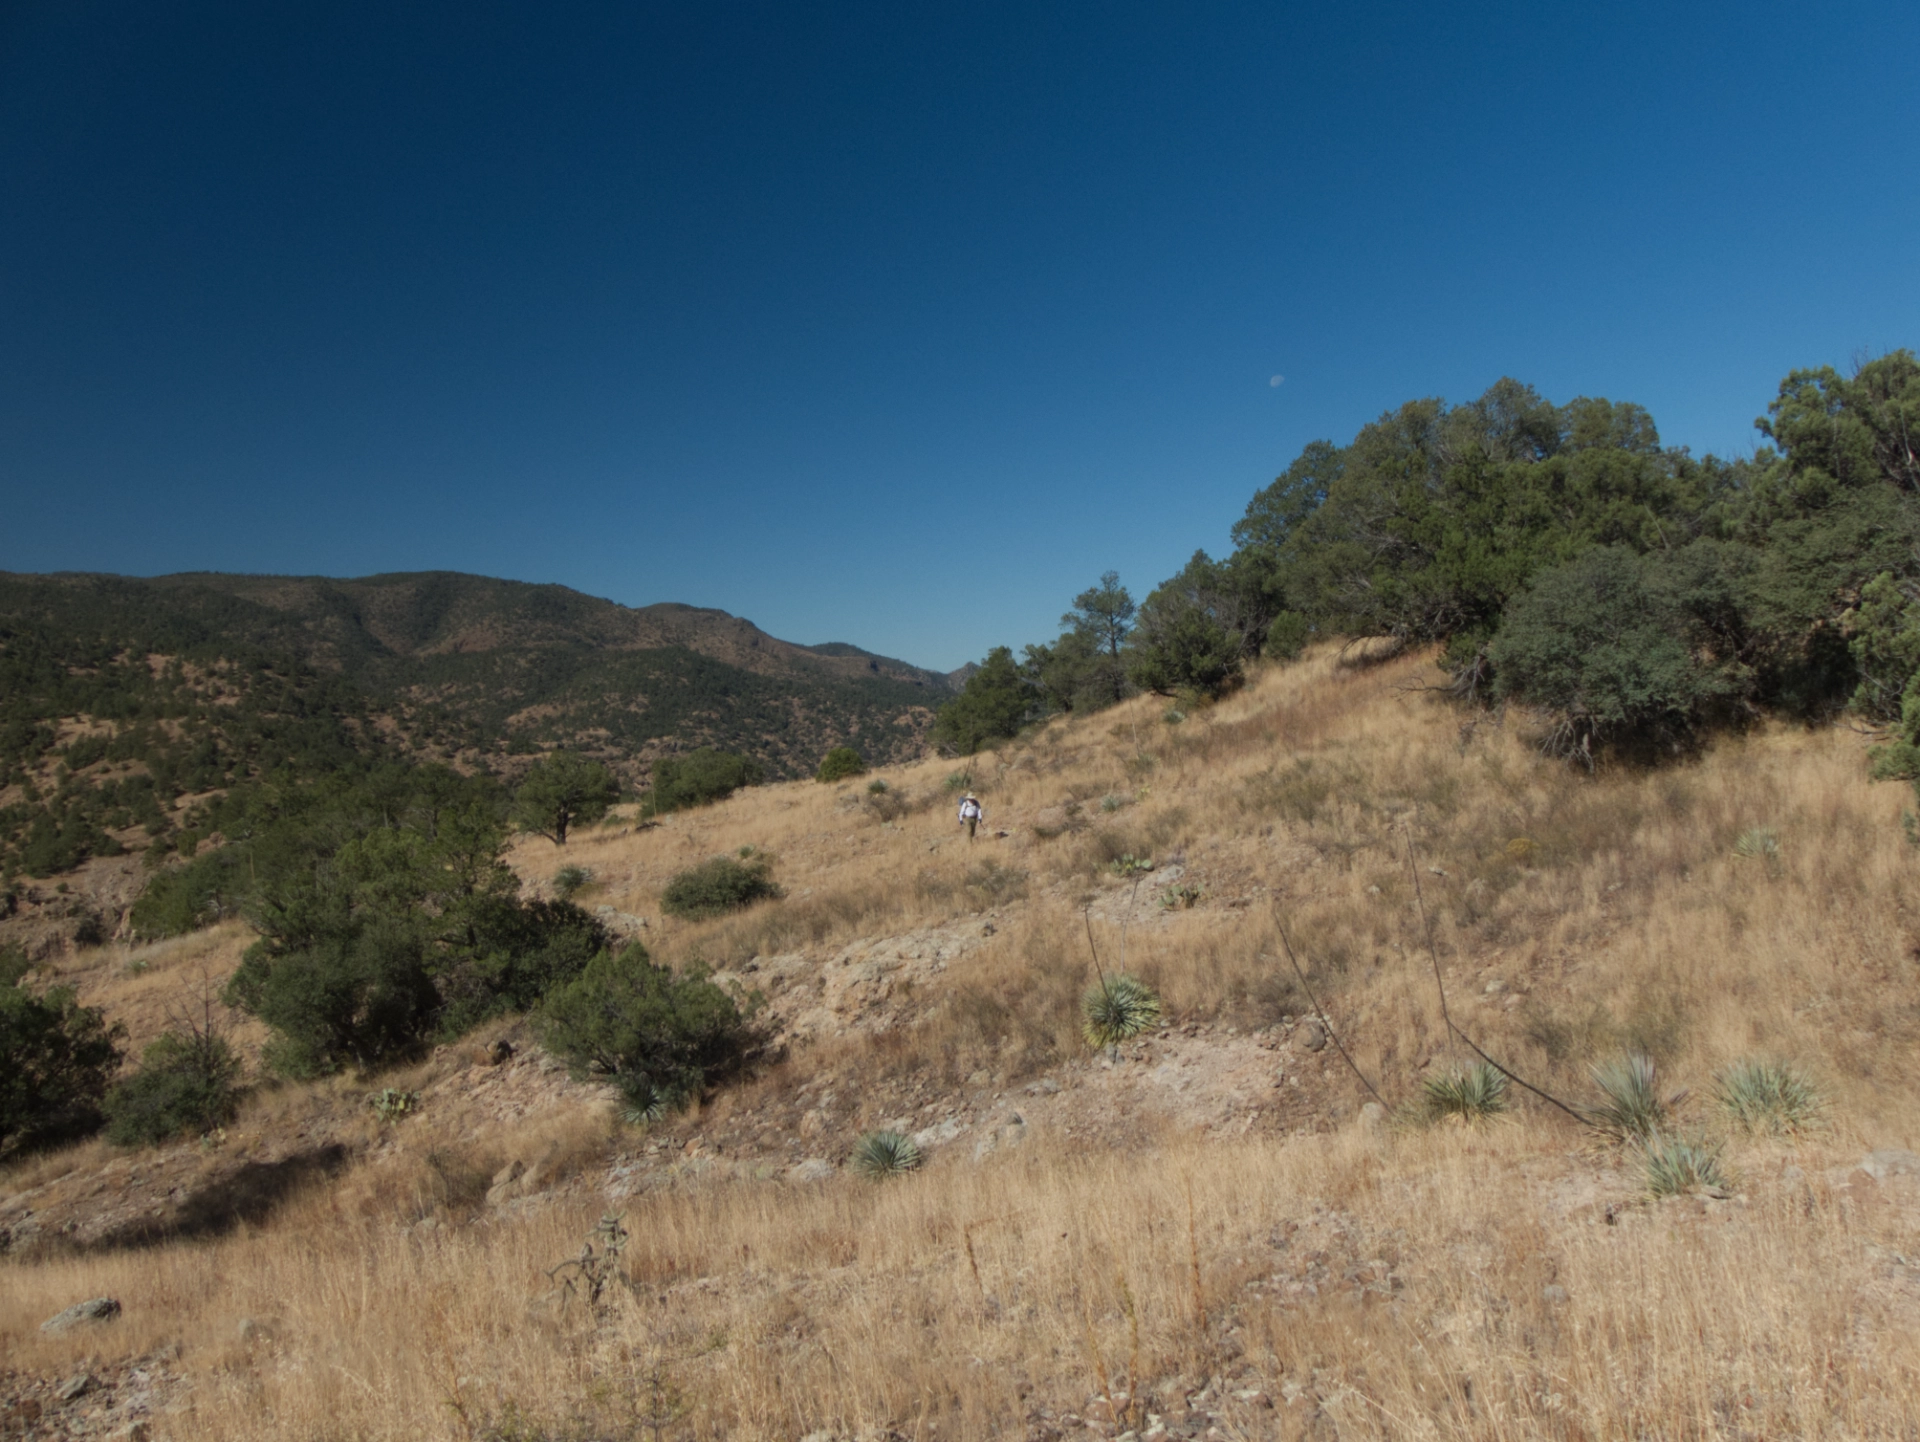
[1269,374,1285,387]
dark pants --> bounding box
[965,818,978,838]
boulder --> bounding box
[40,1297,121,1334]
[911,1118,965,1150]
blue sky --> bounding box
[3,1,1916,670]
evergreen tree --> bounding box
[931,647,1038,753]
[512,751,619,846]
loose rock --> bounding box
[41,1297,121,1334]
[55,1373,95,1402]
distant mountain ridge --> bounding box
[0,568,952,800]
[54,571,947,687]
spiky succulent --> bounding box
[1642,1132,1729,1197]
[1587,1051,1667,1143]
[1082,973,1163,1049]
[618,1077,681,1126]
[1420,1063,1509,1124]
[851,1129,922,1179]
[1713,1059,1823,1135]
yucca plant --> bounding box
[620,1078,676,1127]
[1732,827,1780,862]
[1587,1051,1668,1143]
[1082,973,1162,1048]
[1642,1132,1730,1197]
[851,1129,922,1179]
[1713,1059,1823,1135]
[1420,1063,1510,1124]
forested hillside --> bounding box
[0,571,949,881]
[945,351,1920,778]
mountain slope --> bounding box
[5,645,1918,1438]
[0,570,951,881]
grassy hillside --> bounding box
[0,570,950,882]
[4,646,1917,1439]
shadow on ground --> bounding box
[91,1143,352,1251]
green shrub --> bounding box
[1489,545,1748,758]
[817,747,866,783]
[552,865,593,901]
[537,943,752,1116]
[1420,1063,1509,1124]
[1082,973,1162,1048]
[104,1027,243,1145]
[851,1129,922,1179]
[867,778,889,795]
[659,855,781,920]
[431,899,612,1039]
[1587,1051,1668,1143]
[214,772,612,1076]
[646,748,764,816]
[1642,1133,1730,1197]
[1,950,125,1153]
[1713,1059,1823,1134]
[229,918,442,1079]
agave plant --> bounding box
[1082,973,1163,1048]
[1420,1063,1509,1124]
[618,1077,680,1127]
[1713,1059,1823,1135]
[1588,1052,1668,1143]
[1642,1132,1730,1197]
[851,1129,922,1179]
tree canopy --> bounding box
[930,647,1039,754]
[512,750,620,845]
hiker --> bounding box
[957,792,983,840]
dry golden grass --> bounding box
[7,644,1920,1438]
[6,1127,1916,1439]
[32,921,262,1060]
